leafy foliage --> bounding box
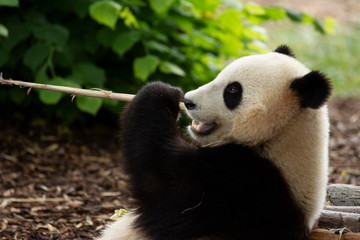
[0,0,332,124]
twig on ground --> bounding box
[1,197,67,208]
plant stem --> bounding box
[0,78,186,110]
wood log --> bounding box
[327,184,360,206]
[318,210,360,232]
[310,228,360,240]
[324,205,360,214]
[314,184,360,233]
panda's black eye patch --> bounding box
[223,82,242,110]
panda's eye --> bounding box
[224,82,242,110]
[227,85,239,94]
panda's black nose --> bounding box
[184,98,196,110]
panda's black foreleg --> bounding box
[120,82,197,200]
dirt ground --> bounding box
[0,98,360,239]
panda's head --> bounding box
[184,45,332,146]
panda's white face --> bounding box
[184,52,311,146]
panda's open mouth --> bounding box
[191,120,217,136]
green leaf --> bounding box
[35,64,50,83]
[244,3,266,15]
[192,30,217,50]
[159,61,185,76]
[0,0,19,7]
[73,0,92,18]
[302,14,313,24]
[0,24,8,37]
[217,9,243,34]
[39,89,63,105]
[38,77,81,105]
[96,28,117,47]
[73,62,106,86]
[149,0,175,14]
[118,6,139,28]
[38,77,67,105]
[286,9,303,22]
[1,22,31,50]
[33,24,69,47]
[264,7,286,20]
[324,17,336,34]
[133,55,160,81]
[9,87,26,104]
[146,40,170,53]
[23,43,51,72]
[0,48,9,67]
[112,31,140,56]
[89,0,122,29]
[243,26,267,42]
[76,96,103,115]
[312,19,325,34]
[188,0,221,12]
[219,34,244,56]
[169,16,194,35]
[54,77,81,88]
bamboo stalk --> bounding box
[0,78,186,110]
[0,78,135,101]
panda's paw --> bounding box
[133,81,184,117]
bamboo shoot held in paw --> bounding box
[0,78,186,111]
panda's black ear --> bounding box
[274,45,295,58]
[290,71,332,109]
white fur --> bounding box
[97,213,147,240]
[184,52,329,228]
[185,52,310,146]
[261,107,329,228]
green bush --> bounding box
[0,0,331,125]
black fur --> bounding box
[223,82,242,110]
[184,98,196,110]
[290,70,332,109]
[121,82,309,240]
[274,45,296,58]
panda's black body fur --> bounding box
[121,82,309,240]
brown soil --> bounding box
[1,98,360,239]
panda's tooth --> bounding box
[192,120,198,128]
[197,122,205,131]
[192,120,207,131]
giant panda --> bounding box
[98,45,332,240]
